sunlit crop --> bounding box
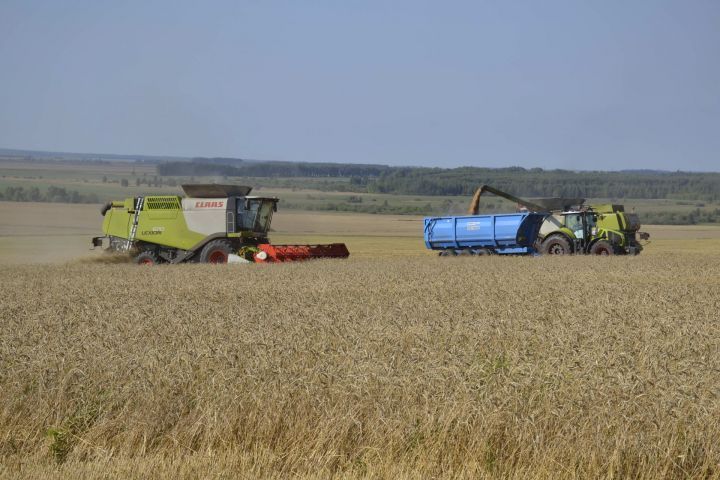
[1,255,719,478]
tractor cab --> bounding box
[563,211,591,239]
[552,210,596,252]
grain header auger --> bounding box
[91,184,349,265]
[424,184,650,256]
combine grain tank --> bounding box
[424,213,547,255]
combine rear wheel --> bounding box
[136,251,160,265]
[590,240,616,255]
[200,240,234,264]
[541,235,572,255]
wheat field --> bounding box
[1,253,719,479]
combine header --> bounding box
[253,243,349,263]
[92,184,350,264]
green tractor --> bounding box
[536,204,647,255]
[467,185,649,255]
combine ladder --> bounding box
[124,196,144,251]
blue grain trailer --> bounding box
[424,213,547,255]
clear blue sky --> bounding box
[1,1,718,170]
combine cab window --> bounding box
[237,199,275,233]
[238,201,258,231]
[256,202,274,232]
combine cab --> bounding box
[92,184,349,264]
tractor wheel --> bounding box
[541,234,572,255]
[200,239,234,264]
[135,251,160,265]
[590,240,616,256]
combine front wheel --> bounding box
[200,240,233,264]
[136,251,160,265]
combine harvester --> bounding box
[425,185,649,256]
[91,184,349,264]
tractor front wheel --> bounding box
[541,235,572,255]
[590,240,616,256]
[200,240,234,264]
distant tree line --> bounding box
[190,157,246,167]
[0,186,100,203]
[367,167,720,201]
[157,161,391,178]
[156,162,242,177]
[281,199,434,215]
[157,161,720,202]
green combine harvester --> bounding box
[466,185,650,255]
[92,184,349,264]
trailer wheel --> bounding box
[135,251,160,265]
[541,235,572,255]
[590,240,615,256]
[200,239,233,264]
